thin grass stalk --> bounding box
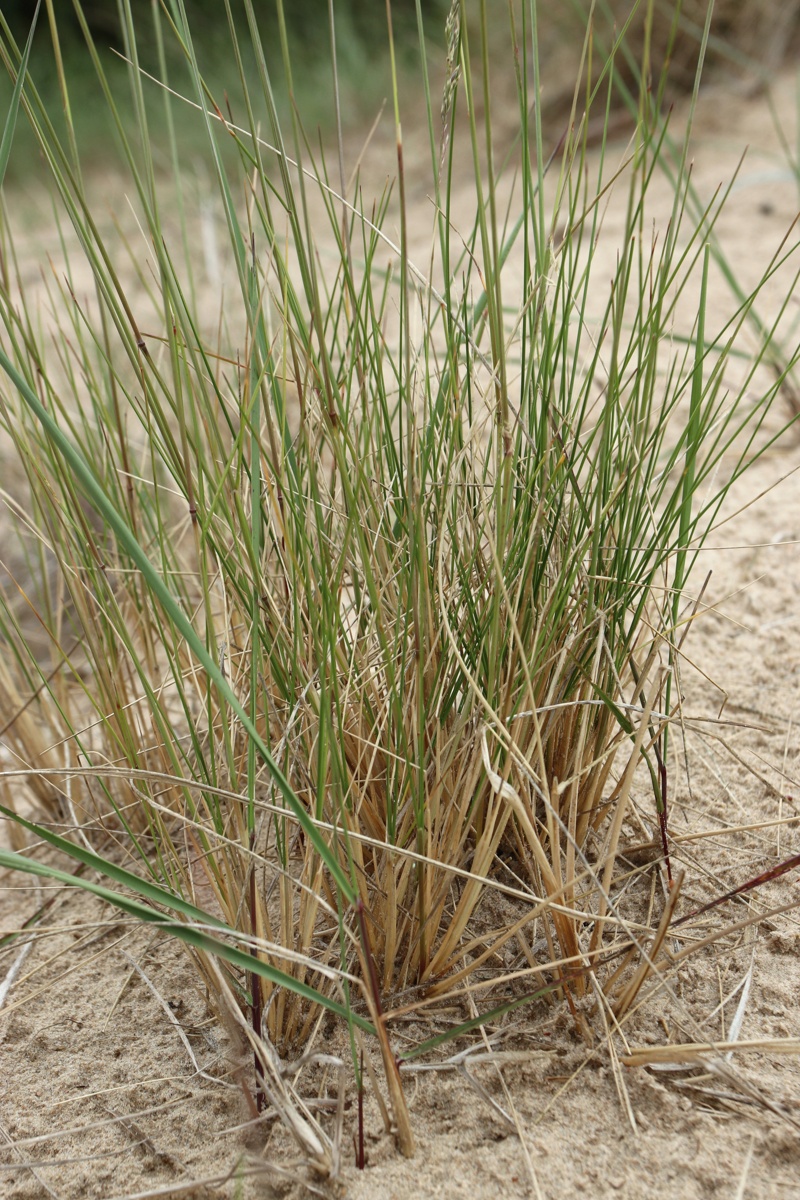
[0,1,798,1164]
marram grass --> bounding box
[0,0,797,1170]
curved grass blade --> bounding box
[0,799,230,929]
[398,982,564,1062]
[0,347,356,906]
[0,837,373,1032]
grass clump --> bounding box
[0,0,797,1172]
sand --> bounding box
[2,63,800,1200]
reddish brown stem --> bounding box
[654,738,673,885]
[355,1051,365,1170]
[248,836,266,1112]
[675,849,800,927]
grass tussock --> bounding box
[0,0,798,1171]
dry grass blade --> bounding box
[623,1038,800,1067]
[609,870,684,1020]
[0,0,798,1179]
[0,934,33,1009]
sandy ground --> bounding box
[2,62,800,1200]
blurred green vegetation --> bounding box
[0,0,446,178]
[2,0,799,183]
[0,0,439,52]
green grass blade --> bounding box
[0,0,41,189]
[0,841,372,1031]
[0,346,356,905]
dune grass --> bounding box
[0,0,798,1173]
